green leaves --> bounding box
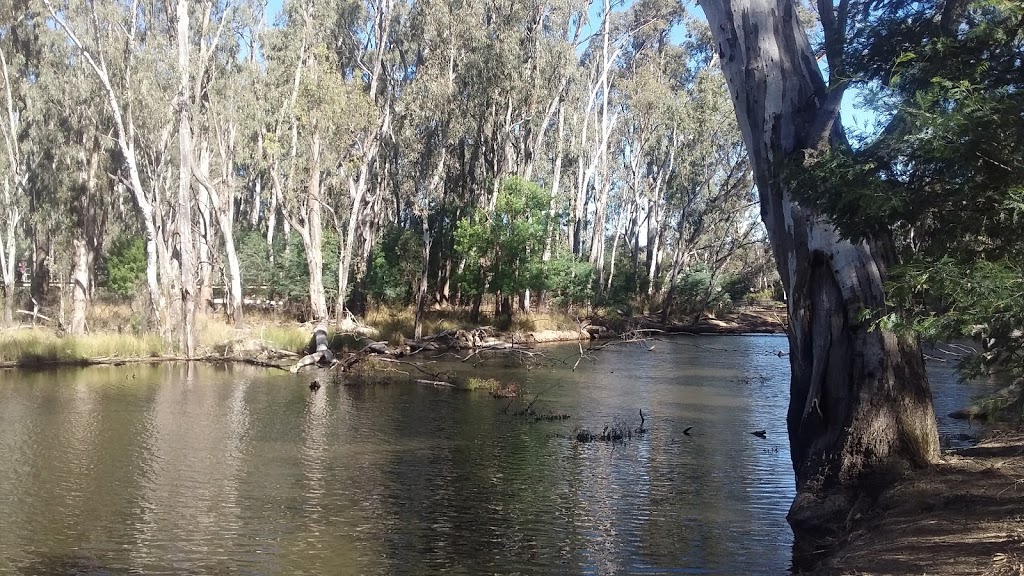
[797,0,1024,382]
[102,235,146,300]
[455,177,551,302]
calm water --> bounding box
[0,335,992,575]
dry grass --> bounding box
[0,328,165,363]
[364,304,581,344]
[195,314,310,353]
[0,301,583,365]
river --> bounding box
[0,335,993,575]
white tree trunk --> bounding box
[305,135,328,321]
[176,0,197,356]
[0,46,24,325]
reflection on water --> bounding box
[0,336,989,575]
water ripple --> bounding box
[0,338,986,575]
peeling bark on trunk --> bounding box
[0,198,18,325]
[69,236,92,334]
[0,47,24,326]
[46,0,169,335]
[194,137,244,326]
[196,174,214,313]
[68,137,104,335]
[700,0,939,555]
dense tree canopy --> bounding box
[0,0,772,347]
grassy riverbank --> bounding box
[0,316,311,366]
[0,304,785,367]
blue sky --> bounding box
[260,0,875,135]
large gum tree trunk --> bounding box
[303,134,328,322]
[700,0,940,554]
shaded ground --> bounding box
[810,431,1024,576]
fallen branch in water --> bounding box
[415,379,456,388]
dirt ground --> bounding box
[809,430,1024,575]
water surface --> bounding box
[0,335,988,575]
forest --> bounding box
[0,0,781,356]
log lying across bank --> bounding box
[287,310,788,374]
[290,326,570,374]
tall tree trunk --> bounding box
[413,223,430,340]
[0,47,24,326]
[0,199,18,325]
[194,139,244,327]
[176,0,196,357]
[196,174,214,314]
[336,173,365,322]
[701,0,939,555]
[660,224,690,324]
[68,136,103,335]
[543,104,566,262]
[221,212,244,326]
[304,134,328,321]
[69,236,91,334]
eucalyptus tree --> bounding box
[333,0,397,326]
[261,0,329,321]
[188,0,258,327]
[40,44,114,335]
[0,10,31,324]
[656,66,751,319]
[394,0,459,338]
[567,0,620,275]
[699,0,940,544]
[605,0,687,298]
[45,0,183,338]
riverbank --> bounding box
[807,430,1024,576]
[0,305,786,369]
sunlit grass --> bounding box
[196,315,310,353]
[364,304,580,343]
[254,324,310,352]
[0,302,585,366]
[0,328,166,364]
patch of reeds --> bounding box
[574,424,631,443]
[574,411,649,442]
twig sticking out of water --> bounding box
[635,409,648,434]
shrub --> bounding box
[102,235,146,299]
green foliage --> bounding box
[602,251,644,307]
[270,231,339,305]
[366,227,422,305]
[455,177,550,305]
[660,265,732,319]
[103,236,146,299]
[721,274,753,304]
[796,0,1024,385]
[678,268,711,307]
[545,251,594,309]
[886,259,1024,381]
[237,230,274,294]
